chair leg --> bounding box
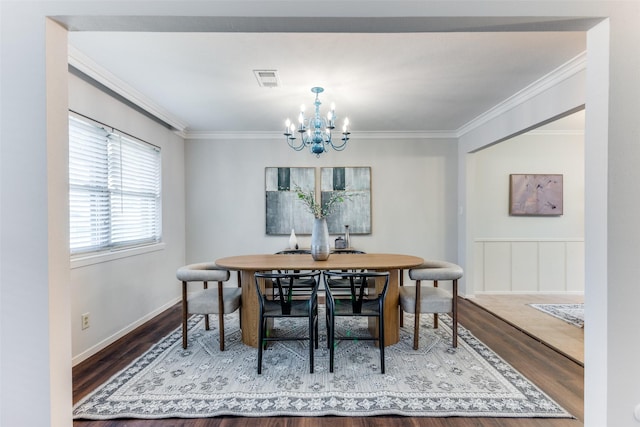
[217,281,225,351]
[257,316,265,374]
[203,281,210,331]
[399,270,404,327]
[326,314,331,349]
[433,280,439,329]
[314,313,319,349]
[413,280,421,350]
[329,316,335,373]
[237,271,242,329]
[452,279,458,348]
[309,315,314,374]
[379,309,385,374]
[182,281,188,349]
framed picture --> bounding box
[321,167,372,234]
[509,174,563,216]
[265,167,315,235]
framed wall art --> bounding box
[321,167,372,234]
[509,174,563,216]
[265,167,315,235]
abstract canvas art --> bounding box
[265,167,315,235]
[509,174,563,216]
[321,167,371,234]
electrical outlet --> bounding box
[81,312,90,330]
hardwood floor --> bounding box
[73,298,584,427]
[469,294,584,365]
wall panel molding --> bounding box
[474,238,584,294]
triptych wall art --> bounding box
[265,167,372,235]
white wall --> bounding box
[185,136,458,277]
[68,73,186,364]
[473,122,585,293]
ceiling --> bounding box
[68,31,587,137]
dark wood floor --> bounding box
[73,298,584,427]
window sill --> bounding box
[71,242,166,269]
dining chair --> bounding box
[323,270,390,374]
[325,249,367,290]
[254,270,322,374]
[276,249,312,255]
[176,262,241,351]
[399,260,463,350]
[273,249,316,296]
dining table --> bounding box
[215,253,424,348]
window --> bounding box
[69,114,161,255]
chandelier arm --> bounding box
[327,134,349,151]
[286,136,307,151]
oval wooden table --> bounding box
[215,253,424,348]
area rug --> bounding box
[73,311,572,419]
[529,303,584,328]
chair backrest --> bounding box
[255,271,321,314]
[324,250,368,291]
[323,271,390,314]
[176,262,230,283]
[274,249,312,274]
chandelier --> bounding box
[284,87,350,156]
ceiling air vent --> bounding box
[253,69,281,88]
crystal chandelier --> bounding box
[284,87,350,156]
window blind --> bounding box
[69,114,161,254]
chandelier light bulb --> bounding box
[342,117,350,133]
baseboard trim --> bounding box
[72,297,181,366]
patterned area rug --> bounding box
[73,311,572,419]
[529,303,584,328]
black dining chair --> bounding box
[272,249,316,297]
[323,270,390,374]
[325,249,367,292]
[254,270,321,374]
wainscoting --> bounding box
[474,239,584,294]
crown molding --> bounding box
[68,46,190,133]
[456,51,587,138]
[185,131,281,140]
[527,129,584,136]
[184,130,458,140]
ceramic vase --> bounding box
[310,218,330,261]
[289,229,297,249]
[344,224,351,248]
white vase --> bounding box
[310,218,330,261]
[288,229,297,249]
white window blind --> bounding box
[69,114,161,254]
